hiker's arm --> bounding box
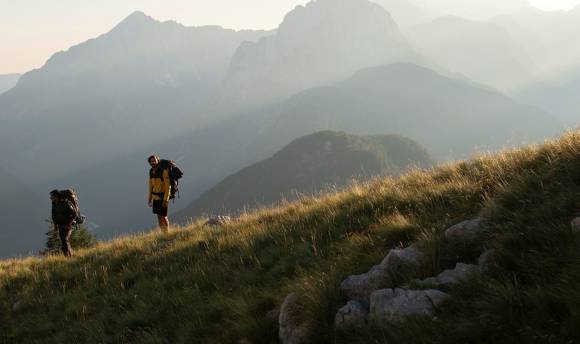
[65,202,76,221]
[51,207,56,224]
[162,169,171,203]
[148,176,153,204]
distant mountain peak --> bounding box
[112,10,159,31]
[278,0,398,35]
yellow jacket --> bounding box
[149,168,171,203]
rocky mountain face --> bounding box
[0,74,20,94]
[0,11,269,183]
[218,0,419,112]
[175,131,433,221]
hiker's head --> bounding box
[148,155,160,168]
[50,190,60,202]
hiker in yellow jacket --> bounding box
[148,155,171,232]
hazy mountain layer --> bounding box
[175,131,433,221]
[0,168,47,258]
[407,0,528,21]
[493,5,580,78]
[0,11,268,183]
[0,74,20,95]
[374,0,429,29]
[515,67,580,126]
[254,63,560,160]
[493,6,580,125]
[219,0,419,112]
[408,16,534,91]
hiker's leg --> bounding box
[157,215,167,232]
[58,224,73,257]
[158,216,169,232]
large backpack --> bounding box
[158,159,184,200]
[59,189,85,224]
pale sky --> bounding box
[0,0,579,74]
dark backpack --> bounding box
[59,189,85,224]
[158,159,184,200]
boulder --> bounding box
[478,249,496,273]
[571,218,580,233]
[12,299,26,313]
[370,288,448,323]
[379,244,426,284]
[334,301,368,327]
[204,216,232,228]
[340,244,426,304]
[414,263,479,289]
[413,277,438,288]
[340,265,392,305]
[436,263,479,288]
[279,293,309,344]
[444,219,484,243]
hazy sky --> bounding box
[0,0,579,74]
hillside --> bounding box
[175,131,433,221]
[0,169,47,258]
[2,130,580,343]
[0,74,20,95]
[0,11,268,183]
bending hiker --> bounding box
[148,155,172,232]
[50,190,76,257]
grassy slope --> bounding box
[2,131,580,343]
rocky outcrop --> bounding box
[340,244,426,304]
[334,301,369,327]
[444,219,484,243]
[333,219,491,331]
[279,293,309,344]
[370,288,448,322]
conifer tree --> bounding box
[43,220,96,255]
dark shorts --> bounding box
[152,200,168,217]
